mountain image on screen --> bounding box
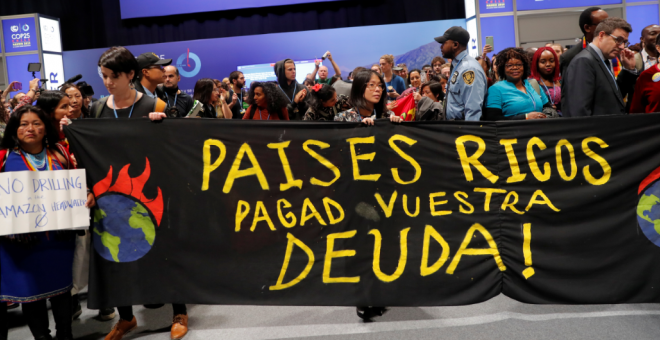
[363,42,444,72]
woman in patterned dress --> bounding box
[0,105,95,340]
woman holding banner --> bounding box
[334,70,402,125]
[0,105,95,340]
[93,46,187,340]
[483,48,556,121]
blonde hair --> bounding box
[380,54,394,65]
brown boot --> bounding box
[105,316,137,340]
[170,314,188,340]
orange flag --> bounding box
[391,93,416,121]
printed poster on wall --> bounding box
[478,0,512,13]
[2,17,38,53]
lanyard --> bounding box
[353,107,376,121]
[603,60,619,90]
[258,108,270,120]
[165,92,178,108]
[523,82,537,111]
[20,149,54,171]
[280,83,296,103]
[539,81,555,106]
[112,90,138,119]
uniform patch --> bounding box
[451,71,459,84]
[463,71,475,85]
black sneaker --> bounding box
[97,308,116,321]
[356,306,387,322]
[72,295,82,320]
[143,304,164,309]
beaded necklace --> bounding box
[20,148,54,171]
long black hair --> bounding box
[305,84,336,114]
[420,81,445,102]
[36,91,67,129]
[0,105,60,150]
[0,98,7,124]
[60,83,89,118]
[36,91,66,116]
[193,78,216,105]
[246,82,289,120]
[349,69,387,118]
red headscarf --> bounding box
[530,47,561,83]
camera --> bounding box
[27,63,48,93]
[165,105,179,118]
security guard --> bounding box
[435,26,487,120]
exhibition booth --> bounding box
[465,0,660,56]
[0,13,63,92]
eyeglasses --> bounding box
[608,34,630,48]
[366,83,385,91]
[505,63,524,69]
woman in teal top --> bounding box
[484,48,554,120]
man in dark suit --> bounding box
[559,7,609,82]
[563,18,638,117]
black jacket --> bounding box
[559,40,584,85]
[134,81,164,99]
[274,59,307,120]
[562,45,638,117]
[159,86,194,117]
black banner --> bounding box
[64,115,660,309]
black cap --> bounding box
[434,26,470,46]
[136,52,172,70]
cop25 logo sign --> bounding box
[176,49,201,78]
[10,25,19,32]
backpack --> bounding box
[93,95,166,118]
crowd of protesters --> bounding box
[0,7,656,339]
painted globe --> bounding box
[92,194,156,262]
[637,179,660,247]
